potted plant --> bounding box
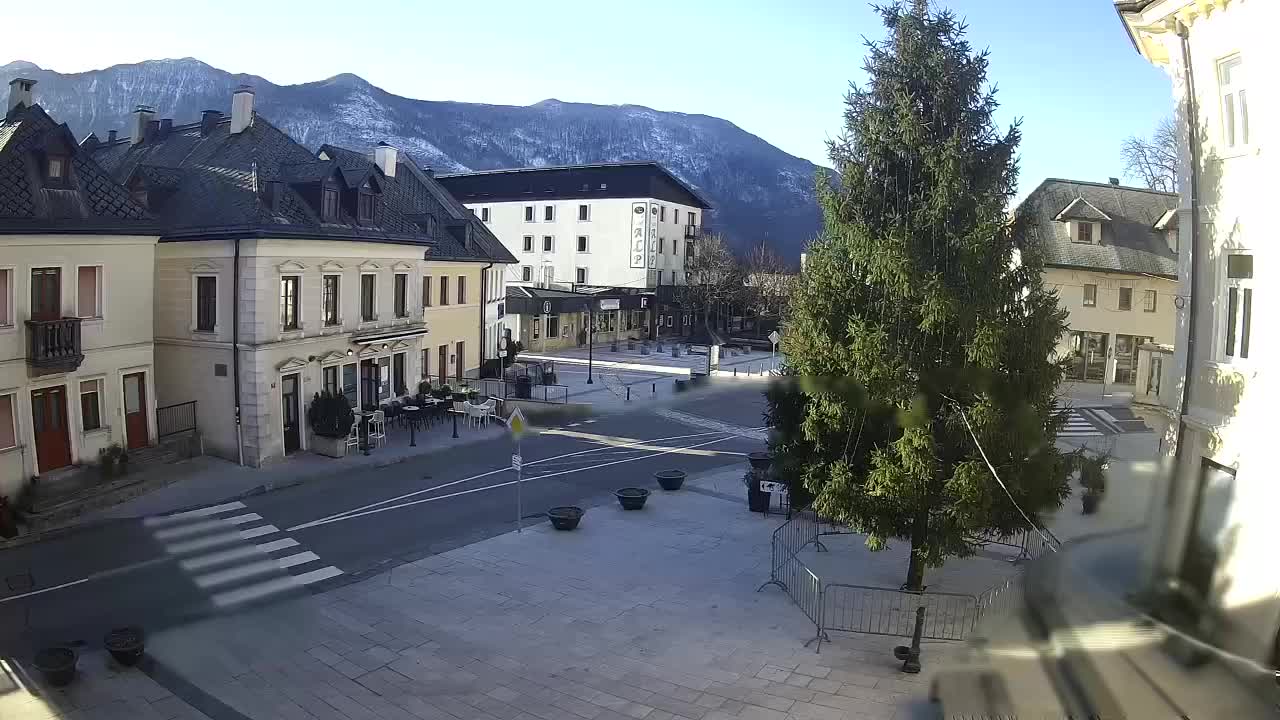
[104,626,145,666]
[418,379,432,396]
[0,496,18,539]
[98,443,129,479]
[33,646,77,687]
[307,391,355,458]
[466,388,480,403]
[1080,453,1108,515]
[547,506,584,531]
[614,488,649,510]
[654,470,686,491]
[433,385,452,400]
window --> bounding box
[576,267,587,284]
[342,363,357,408]
[357,192,375,222]
[522,235,533,252]
[196,275,217,332]
[524,205,534,222]
[280,275,300,330]
[1225,253,1254,360]
[670,270,676,285]
[542,235,553,252]
[480,207,491,222]
[323,365,339,395]
[533,317,541,339]
[1180,459,1236,598]
[393,352,406,395]
[0,394,14,450]
[1083,284,1097,307]
[548,315,560,338]
[521,266,532,282]
[688,212,697,226]
[578,204,590,221]
[438,345,447,384]
[1218,56,1248,149]
[394,273,408,317]
[422,276,432,308]
[80,379,102,432]
[674,209,680,225]
[685,241,694,258]
[1075,223,1093,244]
[544,205,555,222]
[0,268,11,327]
[359,274,376,322]
[1118,287,1133,311]
[421,349,430,381]
[47,156,66,182]
[1144,290,1157,313]
[457,275,466,304]
[440,276,450,306]
[658,238,665,254]
[77,266,102,318]
[577,236,588,252]
[322,187,340,221]
[542,266,555,286]
[659,206,666,222]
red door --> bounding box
[122,372,149,450]
[31,387,72,473]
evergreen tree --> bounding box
[767,2,1072,593]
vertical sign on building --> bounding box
[647,203,659,269]
[630,203,647,269]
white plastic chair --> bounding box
[344,418,360,455]
[368,410,387,447]
[480,398,497,427]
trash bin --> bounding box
[515,375,532,399]
[747,477,771,513]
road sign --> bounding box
[768,330,781,345]
[543,301,552,314]
[508,406,528,439]
[511,454,522,470]
[760,480,785,494]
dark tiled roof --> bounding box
[437,161,713,210]
[0,104,152,232]
[1019,178,1178,278]
[1055,197,1111,222]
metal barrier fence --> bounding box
[471,378,570,404]
[156,400,197,439]
[971,527,1062,563]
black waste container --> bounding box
[515,375,532,399]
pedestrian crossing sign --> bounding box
[508,406,528,439]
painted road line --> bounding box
[255,538,300,553]
[180,545,264,572]
[293,566,344,585]
[221,513,264,526]
[238,524,279,540]
[153,518,237,541]
[195,559,281,589]
[289,429,731,531]
[165,531,243,555]
[143,501,247,527]
[289,434,737,532]
[275,551,320,569]
[210,576,298,608]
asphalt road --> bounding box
[0,384,766,655]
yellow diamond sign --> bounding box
[507,406,528,440]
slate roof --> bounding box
[88,112,509,263]
[1018,178,1178,278]
[0,104,153,233]
[437,162,713,210]
[1054,196,1111,222]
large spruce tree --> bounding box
[768,2,1072,592]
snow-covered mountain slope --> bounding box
[2,58,821,260]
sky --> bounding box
[5,0,1173,198]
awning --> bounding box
[352,325,429,345]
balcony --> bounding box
[684,225,700,240]
[26,317,84,372]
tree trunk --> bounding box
[904,509,928,591]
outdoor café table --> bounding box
[402,405,422,447]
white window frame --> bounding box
[542,235,554,253]
[0,391,17,451]
[0,266,17,331]
[192,273,219,334]
[576,267,588,284]
[578,204,590,222]
[1217,55,1249,152]
[393,272,410,318]
[79,376,106,434]
[360,272,378,323]
[75,264,104,320]
[524,205,535,222]
[280,274,303,332]
[521,266,532,282]
[321,273,342,327]
[522,235,534,253]
[1118,286,1133,312]
[1143,289,1157,313]
[1083,284,1097,307]
[1221,252,1254,364]
[576,235,589,253]
[543,205,556,222]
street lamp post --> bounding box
[586,302,594,384]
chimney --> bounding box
[145,119,160,142]
[1108,177,1120,186]
[131,105,155,145]
[159,118,173,138]
[6,78,35,116]
[374,142,397,178]
[107,129,118,143]
[230,85,254,134]
[200,110,222,136]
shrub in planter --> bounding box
[98,443,129,480]
[418,380,433,396]
[33,647,77,687]
[1079,452,1108,515]
[307,391,355,457]
[506,340,525,362]
[104,626,145,666]
[433,385,452,400]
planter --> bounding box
[656,342,665,352]
[640,344,650,356]
[747,452,774,472]
[452,393,467,403]
[1081,492,1101,515]
[548,506,584,531]
[672,346,682,358]
[33,647,77,687]
[654,470,686,491]
[104,626,145,667]
[673,379,688,392]
[614,488,650,510]
[610,342,619,352]
[310,433,347,458]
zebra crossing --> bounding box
[1059,408,1104,438]
[143,501,342,609]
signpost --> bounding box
[768,330,781,372]
[508,406,527,532]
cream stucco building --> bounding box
[88,89,514,467]
[0,82,159,497]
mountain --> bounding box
[1,58,822,261]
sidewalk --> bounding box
[4,466,967,720]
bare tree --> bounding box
[1122,117,1178,193]
[678,234,742,334]
[743,241,793,332]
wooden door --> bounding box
[122,372,149,450]
[30,386,72,472]
[281,373,300,454]
[455,341,464,383]
[438,345,447,386]
[30,268,61,320]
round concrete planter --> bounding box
[34,647,77,687]
[548,506,584,531]
[614,488,650,511]
[655,470,686,491]
[747,452,774,472]
[104,626,145,667]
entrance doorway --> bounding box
[281,372,300,454]
[122,372,149,450]
[1066,331,1109,382]
[31,386,72,472]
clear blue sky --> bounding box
[7,0,1172,196]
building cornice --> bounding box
[1116,0,1239,66]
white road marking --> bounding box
[143,501,246,527]
[275,551,320,569]
[210,577,299,608]
[0,578,89,603]
[238,525,279,540]
[294,566,344,585]
[195,559,280,588]
[287,429,730,531]
[222,513,264,526]
[165,531,242,555]
[255,538,300,553]
[288,434,736,532]
[153,519,233,541]
[180,545,264,571]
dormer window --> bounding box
[45,155,69,188]
[321,187,340,221]
[1076,222,1093,244]
[357,192,375,222]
